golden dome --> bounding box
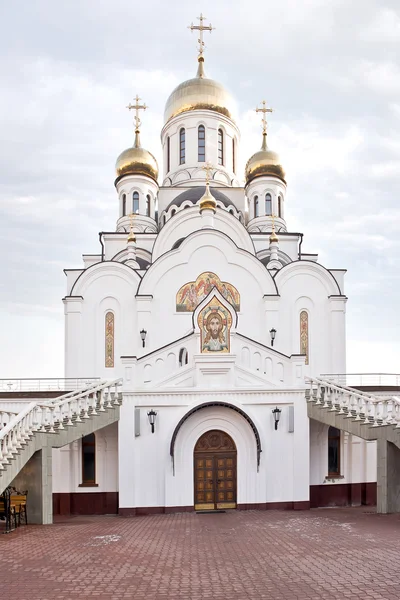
[199,181,217,212]
[115,143,158,183]
[245,133,286,185]
[164,59,236,123]
[269,229,279,243]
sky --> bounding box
[0,0,399,378]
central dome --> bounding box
[164,60,236,123]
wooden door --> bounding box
[194,430,237,511]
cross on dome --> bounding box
[202,162,214,183]
[255,100,273,135]
[127,95,147,147]
[127,212,137,243]
[188,13,215,59]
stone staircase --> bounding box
[0,379,122,496]
[307,377,400,513]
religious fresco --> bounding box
[176,272,240,312]
[198,297,232,353]
[300,310,309,365]
[105,312,114,368]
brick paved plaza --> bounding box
[1,508,400,599]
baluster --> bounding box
[371,401,380,427]
[98,389,106,412]
[337,392,346,415]
[48,407,56,433]
[82,395,90,419]
[113,383,121,405]
[74,399,82,423]
[393,402,400,428]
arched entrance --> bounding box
[194,430,237,511]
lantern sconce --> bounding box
[269,328,277,347]
[140,329,147,348]
[272,406,282,430]
[147,409,157,434]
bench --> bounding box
[0,487,28,532]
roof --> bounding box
[165,186,235,212]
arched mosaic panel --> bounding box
[176,272,240,312]
[300,310,309,365]
[197,296,232,353]
[105,312,114,368]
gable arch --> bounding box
[274,260,342,296]
[137,229,278,298]
[71,261,141,297]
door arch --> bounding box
[194,430,237,511]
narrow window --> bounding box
[198,125,205,162]
[167,136,170,172]
[218,129,224,165]
[254,195,259,218]
[122,194,126,217]
[171,208,176,216]
[146,194,151,217]
[105,312,114,368]
[179,128,185,165]
[132,191,139,214]
[328,427,341,477]
[278,195,282,218]
[179,348,188,366]
[300,310,309,365]
[232,138,235,173]
[81,433,96,485]
[265,193,272,215]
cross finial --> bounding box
[188,13,215,59]
[127,212,136,243]
[126,95,147,147]
[202,162,214,184]
[255,100,273,135]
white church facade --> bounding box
[53,16,377,516]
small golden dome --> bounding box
[245,133,286,185]
[269,229,279,243]
[115,143,158,183]
[199,182,217,212]
[164,59,236,123]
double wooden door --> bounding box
[194,430,237,511]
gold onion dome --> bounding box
[199,181,217,212]
[269,227,279,243]
[164,58,236,123]
[115,131,159,183]
[245,133,286,185]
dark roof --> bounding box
[165,186,235,212]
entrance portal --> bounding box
[194,430,237,511]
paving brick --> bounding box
[1,508,400,598]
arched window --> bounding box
[254,195,259,217]
[278,195,282,218]
[179,348,188,367]
[171,208,176,216]
[179,128,185,165]
[328,427,341,477]
[300,311,309,365]
[265,193,272,215]
[167,136,170,172]
[198,125,205,162]
[232,138,236,173]
[146,194,151,217]
[122,193,126,217]
[163,214,166,226]
[105,312,114,368]
[218,128,224,165]
[132,191,139,214]
[81,433,96,485]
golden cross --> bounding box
[188,13,215,57]
[202,162,214,183]
[126,95,147,133]
[127,212,136,242]
[271,213,276,231]
[256,100,273,134]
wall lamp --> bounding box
[269,328,277,347]
[272,406,282,430]
[147,409,157,433]
[140,329,147,348]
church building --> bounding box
[54,15,376,515]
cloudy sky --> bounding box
[0,0,399,378]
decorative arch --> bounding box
[170,401,262,472]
